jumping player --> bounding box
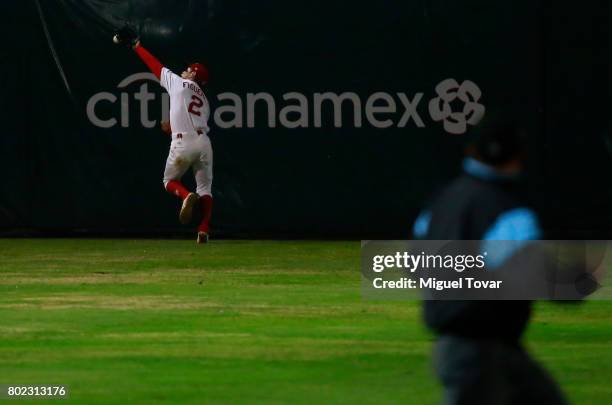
[113,27,213,244]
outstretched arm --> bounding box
[113,27,164,80]
[132,41,163,80]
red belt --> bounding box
[176,130,203,138]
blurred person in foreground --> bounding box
[412,116,567,405]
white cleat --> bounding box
[197,232,209,244]
[179,193,199,224]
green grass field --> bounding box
[0,239,611,404]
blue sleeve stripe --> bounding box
[413,210,432,239]
[481,208,542,269]
[483,208,542,241]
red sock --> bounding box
[198,195,213,233]
[165,180,190,200]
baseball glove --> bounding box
[113,26,139,47]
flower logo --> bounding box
[429,79,485,135]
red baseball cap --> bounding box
[188,63,209,85]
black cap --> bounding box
[468,114,526,166]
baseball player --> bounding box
[113,27,213,244]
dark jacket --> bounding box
[414,158,541,343]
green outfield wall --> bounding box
[0,0,607,237]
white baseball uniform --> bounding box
[160,67,213,197]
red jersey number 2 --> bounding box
[188,95,203,116]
